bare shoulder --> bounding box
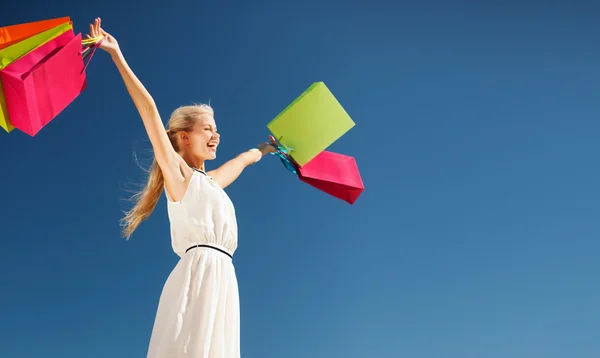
[163,156,194,202]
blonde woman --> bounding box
[87,18,275,357]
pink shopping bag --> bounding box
[0,28,92,136]
[297,150,364,204]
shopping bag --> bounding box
[0,17,71,50]
[267,82,355,167]
[0,29,94,136]
[0,21,73,132]
[297,150,364,204]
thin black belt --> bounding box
[185,244,233,259]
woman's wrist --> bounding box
[110,47,124,61]
[248,148,262,164]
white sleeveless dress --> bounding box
[146,169,240,358]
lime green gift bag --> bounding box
[267,82,355,167]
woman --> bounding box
[87,18,274,358]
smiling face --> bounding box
[186,114,220,161]
[166,104,219,167]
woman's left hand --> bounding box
[85,17,120,56]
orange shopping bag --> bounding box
[0,17,71,50]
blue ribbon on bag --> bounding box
[268,135,299,174]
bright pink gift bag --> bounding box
[0,28,97,136]
[297,150,365,204]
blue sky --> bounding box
[1,1,599,357]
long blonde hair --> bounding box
[120,103,214,239]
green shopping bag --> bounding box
[0,21,72,133]
[267,82,355,167]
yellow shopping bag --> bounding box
[0,21,72,133]
[267,82,355,167]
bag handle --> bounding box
[81,35,103,45]
[268,135,299,174]
[79,36,103,73]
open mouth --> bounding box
[207,142,218,152]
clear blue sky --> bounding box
[1,2,599,357]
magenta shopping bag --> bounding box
[0,28,97,136]
[297,150,364,204]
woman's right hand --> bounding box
[86,17,120,56]
[258,141,277,155]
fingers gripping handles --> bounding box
[269,135,300,174]
[79,35,103,73]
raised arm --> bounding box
[89,18,182,180]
